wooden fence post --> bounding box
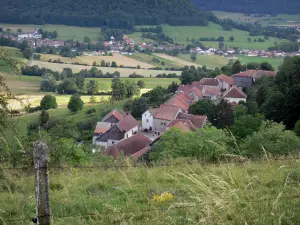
[34,141,51,225]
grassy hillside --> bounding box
[237,55,284,70]
[1,159,300,224]
[177,54,229,68]
[161,22,290,49]
[213,11,300,26]
[0,23,101,42]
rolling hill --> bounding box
[0,0,216,28]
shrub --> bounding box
[40,95,57,110]
[67,94,84,112]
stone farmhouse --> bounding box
[93,110,138,148]
[232,70,276,88]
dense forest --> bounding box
[192,0,300,14]
[0,0,216,28]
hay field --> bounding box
[40,53,154,68]
[177,54,229,68]
[30,60,182,77]
[154,53,203,67]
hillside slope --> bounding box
[192,0,300,15]
[0,0,216,28]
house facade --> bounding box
[223,86,247,104]
[93,110,138,148]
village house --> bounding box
[166,112,207,132]
[216,74,234,90]
[222,85,247,104]
[233,70,276,88]
[18,30,42,41]
[104,134,152,159]
[142,104,182,134]
[93,110,138,148]
[163,92,193,112]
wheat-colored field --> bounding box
[40,53,154,68]
[30,60,182,77]
[154,53,203,67]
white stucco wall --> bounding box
[142,111,154,131]
[221,82,230,90]
[125,125,138,139]
[225,97,246,104]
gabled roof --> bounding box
[199,78,220,86]
[202,86,220,96]
[164,93,192,111]
[104,134,152,159]
[176,112,207,129]
[166,119,194,132]
[223,86,247,99]
[116,114,138,132]
[232,70,276,79]
[148,105,181,121]
[94,122,112,134]
[216,74,234,85]
[101,109,126,122]
[178,84,203,98]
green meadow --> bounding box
[237,55,284,70]
[177,54,229,68]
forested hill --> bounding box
[192,0,300,15]
[0,0,216,28]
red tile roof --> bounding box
[164,93,191,111]
[117,113,138,132]
[199,78,220,86]
[176,112,207,129]
[223,86,247,99]
[101,109,126,122]
[148,105,181,121]
[216,74,234,85]
[104,134,152,159]
[202,86,220,96]
[232,70,276,79]
[94,122,112,134]
[166,119,194,132]
[177,84,203,99]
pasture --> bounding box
[212,11,300,26]
[29,60,182,77]
[237,55,284,70]
[0,23,101,42]
[1,159,300,224]
[40,53,154,68]
[161,22,290,49]
[177,54,229,68]
[128,53,182,68]
[126,32,157,44]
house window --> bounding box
[146,119,149,122]
[112,141,115,144]
[126,134,129,138]
[161,122,164,125]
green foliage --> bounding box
[23,47,33,59]
[85,108,96,117]
[261,90,285,123]
[137,80,145,88]
[260,62,274,71]
[295,120,300,137]
[247,62,260,70]
[231,60,244,74]
[234,104,248,118]
[167,81,179,93]
[123,99,133,112]
[213,99,234,129]
[231,114,265,140]
[57,79,78,94]
[86,80,100,95]
[124,80,140,98]
[131,97,149,118]
[241,121,300,158]
[276,56,300,90]
[151,126,230,161]
[40,95,57,110]
[40,110,49,126]
[189,100,215,122]
[191,54,197,62]
[40,74,57,92]
[111,78,127,101]
[67,94,84,112]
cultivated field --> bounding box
[1,159,300,224]
[128,53,182,68]
[30,60,182,77]
[237,55,284,70]
[126,32,157,44]
[154,53,203,67]
[177,54,229,68]
[161,22,290,49]
[40,53,154,68]
[0,23,101,42]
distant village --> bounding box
[2,29,299,58]
[93,70,275,159]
